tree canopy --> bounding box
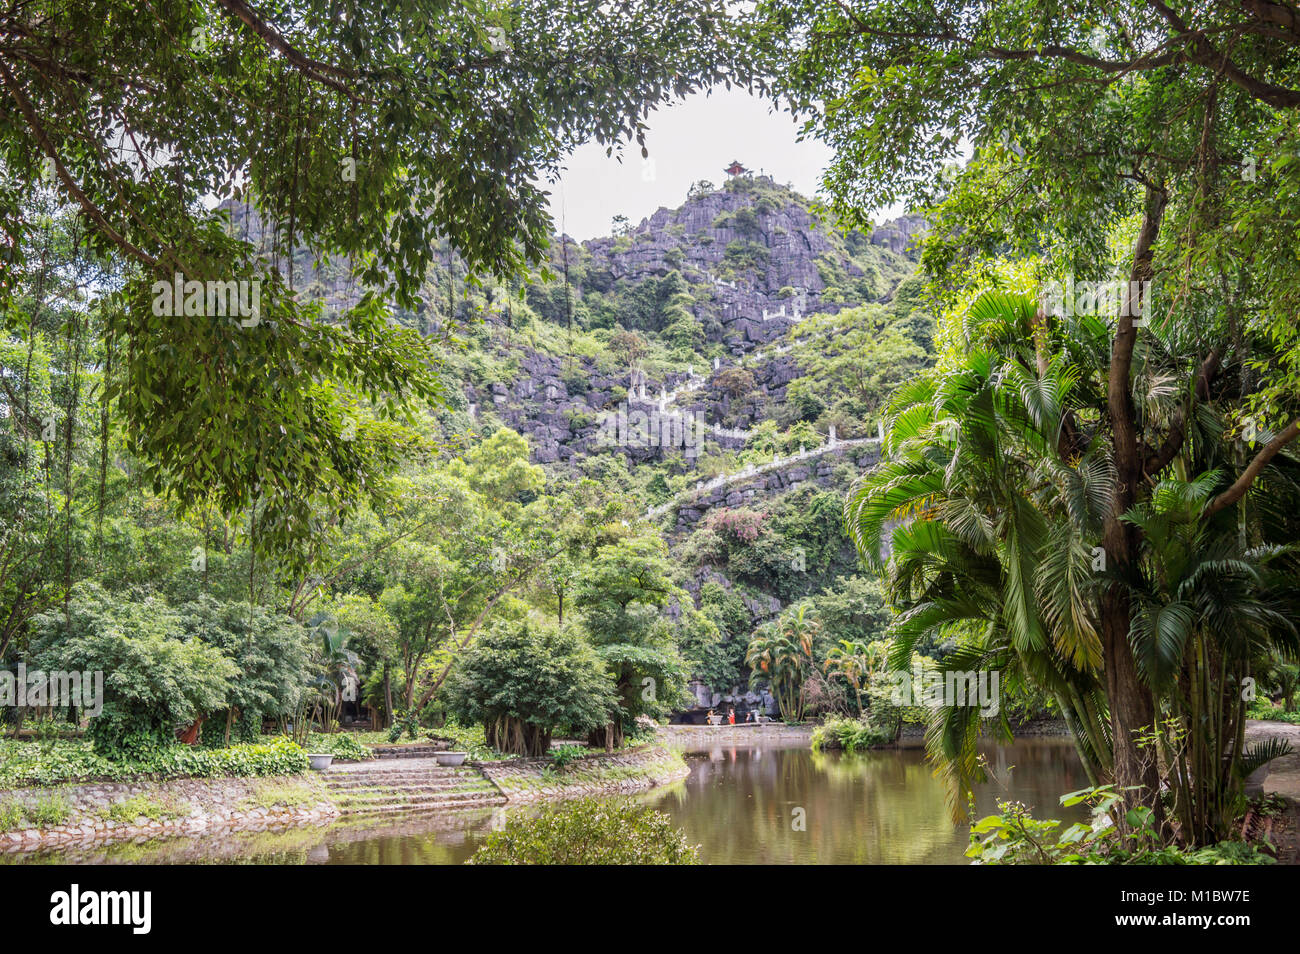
[1,0,750,561]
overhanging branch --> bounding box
[1206,420,1300,517]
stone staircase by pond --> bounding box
[323,758,505,815]
[368,744,445,760]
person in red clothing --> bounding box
[727,707,735,725]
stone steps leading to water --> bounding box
[322,757,504,815]
[325,777,486,793]
[331,789,504,814]
[368,744,447,759]
[328,762,478,777]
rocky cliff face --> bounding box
[568,175,923,351]
[468,175,922,472]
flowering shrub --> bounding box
[705,508,765,543]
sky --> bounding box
[547,87,839,241]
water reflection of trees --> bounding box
[3,809,495,865]
[648,741,1085,864]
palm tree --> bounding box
[296,614,359,741]
[846,289,1300,841]
[847,295,1115,809]
[746,604,818,722]
[824,638,887,716]
[1122,477,1299,842]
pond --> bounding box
[6,738,1087,865]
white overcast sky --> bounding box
[549,87,846,241]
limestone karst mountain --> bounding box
[465,174,930,471]
[442,174,933,690]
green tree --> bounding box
[573,535,690,748]
[183,596,312,744]
[31,584,238,757]
[746,603,817,722]
[0,1,747,565]
[847,290,1300,839]
[685,581,750,690]
[442,619,617,756]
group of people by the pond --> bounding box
[706,707,769,726]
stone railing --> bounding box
[644,436,881,519]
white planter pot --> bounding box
[435,751,467,766]
[307,753,334,771]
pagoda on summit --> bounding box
[724,160,747,177]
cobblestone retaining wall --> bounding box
[656,723,814,746]
[0,774,336,855]
[477,745,689,803]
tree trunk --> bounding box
[1101,184,1166,824]
[588,721,623,752]
[486,717,551,756]
[1099,585,1159,807]
[383,664,393,729]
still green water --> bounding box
[8,738,1086,865]
[647,738,1085,864]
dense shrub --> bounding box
[1247,699,1300,725]
[468,798,698,865]
[129,737,310,779]
[304,733,372,761]
[30,584,238,758]
[184,597,312,741]
[967,787,1277,865]
[0,736,309,787]
[810,716,895,752]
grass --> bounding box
[238,780,325,812]
[496,747,686,793]
[0,794,75,830]
[0,800,25,832]
[98,794,189,824]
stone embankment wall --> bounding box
[0,775,337,855]
[2,745,702,856]
[477,745,689,803]
[656,723,814,746]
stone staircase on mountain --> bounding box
[323,757,506,815]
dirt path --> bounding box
[1245,720,1300,799]
[1244,720,1300,864]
